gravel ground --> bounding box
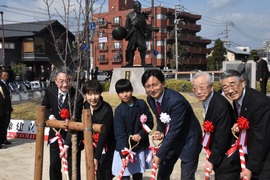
[0,138,214,180]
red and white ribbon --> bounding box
[202,132,211,148]
[141,123,151,133]
[150,163,158,180]
[140,114,151,133]
[202,120,214,180]
[164,123,169,135]
[239,130,248,154]
[53,132,69,180]
[239,146,248,180]
[146,146,159,163]
[118,148,137,180]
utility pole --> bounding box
[151,0,155,66]
[85,0,90,79]
[0,11,5,66]
[174,5,179,78]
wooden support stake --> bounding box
[82,109,95,180]
[34,106,46,180]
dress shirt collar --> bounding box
[202,90,214,113]
[155,89,165,104]
[236,88,246,107]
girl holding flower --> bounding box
[112,79,154,180]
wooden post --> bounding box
[34,106,46,180]
[34,106,104,179]
[82,109,95,180]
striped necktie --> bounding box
[58,93,64,112]
[236,102,241,117]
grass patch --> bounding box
[11,92,203,127]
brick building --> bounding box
[92,0,211,71]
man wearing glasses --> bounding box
[42,66,84,179]
[219,69,270,180]
[192,71,240,179]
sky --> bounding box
[0,0,269,50]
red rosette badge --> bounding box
[202,120,214,180]
[203,120,214,133]
[60,108,70,119]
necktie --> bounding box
[202,103,206,118]
[236,102,241,117]
[156,101,161,116]
[58,93,64,112]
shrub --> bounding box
[101,82,110,92]
[165,79,221,92]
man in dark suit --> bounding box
[220,69,270,180]
[42,66,84,180]
[192,71,240,179]
[0,70,13,147]
[253,56,269,94]
[141,69,202,180]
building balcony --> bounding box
[98,46,108,51]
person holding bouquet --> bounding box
[82,79,116,180]
[112,79,153,180]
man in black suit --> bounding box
[42,66,84,180]
[220,69,270,180]
[0,70,13,147]
[192,71,240,179]
[141,69,202,180]
[253,56,269,94]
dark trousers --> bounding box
[215,171,240,180]
[157,150,199,180]
[49,141,81,180]
[0,115,6,144]
[96,153,114,180]
[260,80,268,94]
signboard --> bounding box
[89,22,96,31]
[99,37,108,43]
[7,119,49,140]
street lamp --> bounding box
[0,11,5,66]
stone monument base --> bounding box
[109,67,159,94]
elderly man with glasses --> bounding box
[219,69,270,180]
[42,66,84,180]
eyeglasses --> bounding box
[192,85,210,92]
[56,79,71,85]
[222,82,240,92]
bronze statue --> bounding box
[124,1,152,67]
[112,1,158,67]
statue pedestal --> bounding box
[109,67,159,94]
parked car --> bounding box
[97,71,109,82]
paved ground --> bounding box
[0,138,215,180]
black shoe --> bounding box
[0,144,7,149]
[4,140,11,145]
[125,63,133,67]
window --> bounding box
[35,37,45,54]
[98,54,106,62]
[23,41,34,53]
[98,31,106,37]
[98,43,107,50]
[56,39,64,53]
[156,14,167,20]
[113,42,122,49]
[112,16,121,25]
[0,42,15,49]
[97,18,107,26]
